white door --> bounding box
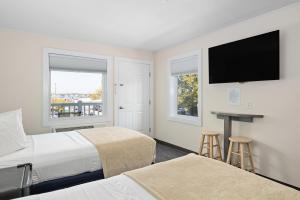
[115,59,151,136]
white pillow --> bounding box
[0,109,27,156]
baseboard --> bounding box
[154,138,197,154]
[256,173,299,191]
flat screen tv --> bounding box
[209,30,280,84]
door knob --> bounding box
[119,106,124,109]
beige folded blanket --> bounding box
[78,127,156,178]
[125,154,300,200]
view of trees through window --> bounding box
[50,70,103,118]
[176,73,198,117]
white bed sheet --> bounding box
[0,131,101,184]
[18,175,156,200]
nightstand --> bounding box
[0,163,32,200]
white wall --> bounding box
[154,3,300,187]
[1,2,300,188]
[0,29,153,134]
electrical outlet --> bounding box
[247,102,253,110]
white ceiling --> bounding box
[0,0,299,51]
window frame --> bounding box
[43,48,113,128]
[167,50,202,126]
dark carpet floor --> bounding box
[155,141,191,163]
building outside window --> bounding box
[50,70,104,118]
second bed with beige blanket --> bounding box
[18,153,300,200]
[125,154,300,200]
[78,127,156,178]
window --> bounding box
[43,49,113,127]
[176,73,198,116]
[50,70,104,118]
[169,52,201,125]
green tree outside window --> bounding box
[177,73,198,117]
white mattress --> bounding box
[0,131,101,184]
[17,175,156,200]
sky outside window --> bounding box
[51,70,102,94]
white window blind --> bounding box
[170,55,198,76]
[49,54,107,73]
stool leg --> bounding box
[240,144,245,170]
[226,141,233,164]
[209,136,213,158]
[199,135,205,156]
[206,136,210,157]
[215,136,222,161]
[247,143,255,172]
[237,142,240,167]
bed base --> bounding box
[30,170,104,195]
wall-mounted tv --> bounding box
[209,30,280,84]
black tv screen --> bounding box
[209,30,280,84]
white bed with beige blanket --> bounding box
[18,154,300,200]
[0,127,156,185]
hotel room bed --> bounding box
[0,131,102,193]
[17,154,300,200]
[0,131,102,184]
[0,127,156,194]
[20,175,154,200]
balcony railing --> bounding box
[50,102,103,118]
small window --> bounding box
[169,52,201,125]
[43,49,112,127]
[176,73,198,117]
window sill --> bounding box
[43,116,111,128]
[168,115,201,126]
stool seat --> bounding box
[229,136,252,143]
[202,130,220,136]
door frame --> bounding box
[114,57,154,137]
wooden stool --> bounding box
[199,130,222,161]
[226,136,255,172]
